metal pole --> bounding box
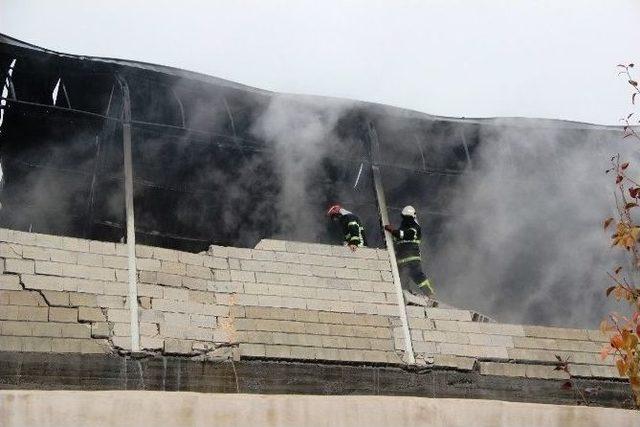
[368,123,415,364]
[116,75,140,352]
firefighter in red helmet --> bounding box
[326,204,366,251]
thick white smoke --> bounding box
[430,121,634,327]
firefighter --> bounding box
[384,205,434,298]
[326,204,366,251]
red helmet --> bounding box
[326,204,342,217]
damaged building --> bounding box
[1,33,639,423]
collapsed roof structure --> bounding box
[0,34,627,327]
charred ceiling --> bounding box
[0,34,629,327]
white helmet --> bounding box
[402,205,416,217]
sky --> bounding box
[2,0,639,124]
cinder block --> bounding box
[160,261,186,275]
[41,290,70,306]
[1,321,33,336]
[75,279,105,295]
[15,306,48,321]
[81,340,108,354]
[8,290,47,306]
[50,338,83,353]
[89,240,117,255]
[60,323,91,338]
[62,264,114,282]
[137,283,163,299]
[289,346,317,360]
[78,306,106,322]
[49,249,78,264]
[164,338,194,354]
[338,348,365,362]
[141,336,164,350]
[134,245,154,258]
[164,287,189,302]
[413,341,437,353]
[156,273,183,287]
[140,309,163,323]
[188,290,215,305]
[204,257,228,270]
[306,243,334,256]
[235,294,259,305]
[69,292,98,307]
[22,337,53,352]
[228,247,253,260]
[153,247,179,262]
[107,308,131,323]
[264,345,292,358]
[102,282,128,297]
[425,308,473,322]
[321,336,347,348]
[137,258,161,272]
[0,335,22,351]
[254,239,287,251]
[138,271,157,284]
[5,258,34,274]
[76,253,103,267]
[523,325,590,341]
[207,245,229,258]
[525,364,570,380]
[111,336,132,351]
[96,295,125,309]
[0,305,19,320]
[103,255,128,269]
[0,272,19,290]
[315,347,340,361]
[178,251,205,266]
[230,270,255,283]
[22,246,51,261]
[239,343,266,357]
[0,242,23,258]
[433,354,476,370]
[506,348,560,363]
[182,277,207,291]
[186,264,212,280]
[252,250,276,261]
[61,237,90,252]
[31,322,63,337]
[457,322,525,336]
[91,322,110,338]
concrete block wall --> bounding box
[0,228,622,382]
[0,229,402,364]
[405,305,619,380]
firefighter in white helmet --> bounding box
[384,205,434,297]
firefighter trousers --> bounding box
[398,259,433,297]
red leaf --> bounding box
[625,202,638,209]
[616,175,623,184]
[630,80,639,87]
[622,162,630,170]
[604,218,614,230]
[614,265,623,274]
[606,286,616,297]
[561,381,573,390]
[630,188,640,198]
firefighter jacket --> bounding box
[391,216,421,264]
[338,210,366,247]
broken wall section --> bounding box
[0,228,402,364]
[0,227,625,383]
